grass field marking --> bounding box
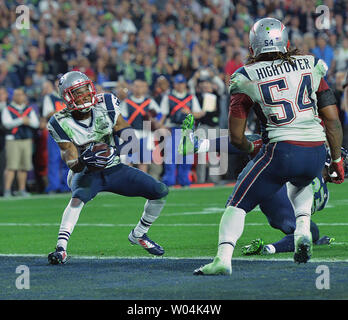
[1,222,348,227]
[167,207,224,216]
[1,253,348,263]
[0,185,235,203]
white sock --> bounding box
[264,244,276,254]
[133,199,166,237]
[287,183,313,238]
[217,206,246,265]
[57,199,84,250]
[295,215,311,238]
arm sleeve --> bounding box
[316,78,337,109]
[228,93,254,119]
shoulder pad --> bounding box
[313,57,328,79]
[229,67,250,95]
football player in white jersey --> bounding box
[179,114,343,255]
[46,71,169,264]
[194,18,344,275]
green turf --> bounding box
[0,182,347,260]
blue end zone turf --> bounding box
[1,257,348,300]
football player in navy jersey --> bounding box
[46,71,169,264]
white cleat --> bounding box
[193,257,232,276]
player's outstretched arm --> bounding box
[228,116,262,157]
[319,104,343,162]
[228,116,251,153]
[228,93,262,157]
[58,141,85,173]
[319,104,345,183]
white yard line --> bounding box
[0,222,348,227]
[0,253,347,263]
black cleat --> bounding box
[48,246,67,265]
[294,236,312,264]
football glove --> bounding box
[79,144,116,168]
[329,157,345,184]
[248,138,263,158]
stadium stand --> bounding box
[0,0,347,196]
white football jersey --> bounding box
[47,92,122,168]
[229,55,327,143]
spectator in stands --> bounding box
[224,51,244,79]
[194,76,222,184]
[1,89,39,197]
[0,87,9,196]
[119,79,161,173]
[341,72,348,149]
[160,74,205,187]
[312,33,335,79]
[0,0,347,190]
[41,80,69,194]
[333,37,348,73]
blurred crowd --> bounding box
[0,0,348,197]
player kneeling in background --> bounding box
[47,71,168,264]
[179,114,346,255]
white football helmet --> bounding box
[58,71,97,112]
[249,18,289,57]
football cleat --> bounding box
[182,113,195,131]
[315,236,335,246]
[193,257,232,276]
[128,229,164,256]
[178,114,199,156]
[48,246,67,265]
[294,234,312,264]
[241,238,264,255]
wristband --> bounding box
[332,157,342,163]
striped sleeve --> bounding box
[47,116,71,143]
[104,93,122,126]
